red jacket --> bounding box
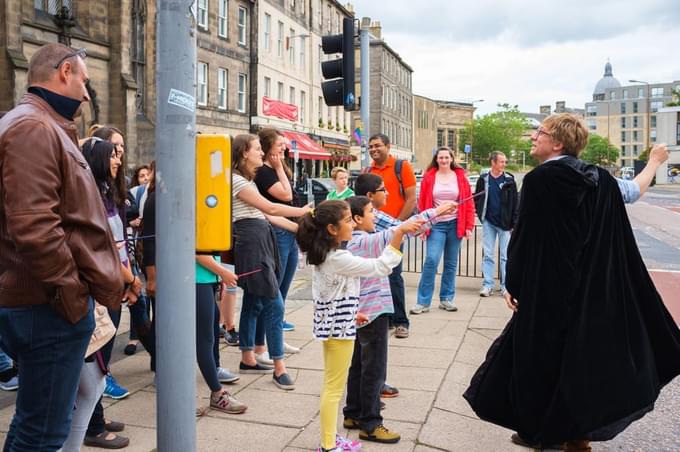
[418,167,475,239]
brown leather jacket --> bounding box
[0,94,123,323]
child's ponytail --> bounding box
[296,200,348,265]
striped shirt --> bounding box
[347,207,442,325]
[312,246,402,340]
[232,173,266,221]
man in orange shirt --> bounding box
[366,133,417,338]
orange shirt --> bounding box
[368,155,417,218]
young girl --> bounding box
[296,200,420,452]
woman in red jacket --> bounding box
[411,147,475,314]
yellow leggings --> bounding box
[320,339,355,449]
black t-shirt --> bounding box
[141,190,156,267]
[254,165,292,205]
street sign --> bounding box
[464,144,471,154]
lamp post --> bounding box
[629,79,651,153]
[469,99,484,165]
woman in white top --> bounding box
[231,134,310,391]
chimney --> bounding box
[370,21,382,39]
[555,101,566,113]
[539,105,551,115]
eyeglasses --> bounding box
[535,127,552,138]
[53,48,87,69]
[374,187,387,193]
[367,144,384,150]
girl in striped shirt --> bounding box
[296,200,420,452]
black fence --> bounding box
[403,223,500,278]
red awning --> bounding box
[281,131,331,160]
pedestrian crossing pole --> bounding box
[155,1,197,450]
[360,17,371,169]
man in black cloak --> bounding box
[463,113,680,451]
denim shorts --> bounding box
[223,263,237,294]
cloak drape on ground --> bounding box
[463,156,680,444]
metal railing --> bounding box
[403,222,500,278]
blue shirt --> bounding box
[486,173,504,227]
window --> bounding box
[264,14,271,51]
[447,130,455,148]
[587,105,597,116]
[621,131,626,143]
[633,116,639,128]
[217,68,227,109]
[197,62,208,106]
[237,73,247,113]
[238,7,247,45]
[218,0,228,37]
[633,101,638,113]
[197,0,208,30]
[621,145,626,156]
[277,21,284,57]
[651,87,664,98]
[300,38,306,69]
[587,118,597,130]
[35,0,73,14]
[263,77,271,97]
[277,82,284,101]
[651,101,663,112]
[676,122,680,145]
[318,0,323,29]
[318,96,323,122]
[620,117,626,128]
[437,129,444,147]
[638,88,644,98]
[300,91,306,123]
[633,131,638,142]
[610,91,616,100]
[289,29,296,65]
[651,129,657,143]
[335,12,340,33]
[651,115,657,128]
[620,102,626,114]
[326,4,331,32]
[633,145,639,156]
[289,86,295,105]
[131,0,147,115]
[623,89,628,99]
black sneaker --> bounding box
[224,329,240,346]
[239,362,273,374]
[273,372,296,390]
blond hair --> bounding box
[542,113,589,157]
[330,167,348,179]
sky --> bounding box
[346,0,680,116]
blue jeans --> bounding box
[0,300,94,451]
[417,220,461,306]
[0,345,12,373]
[239,290,284,360]
[481,220,510,291]
[274,227,298,302]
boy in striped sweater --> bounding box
[342,191,456,444]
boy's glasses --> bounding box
[374,187,387,192]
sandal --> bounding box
[104,418,124,432]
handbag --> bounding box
[86,302,116,358]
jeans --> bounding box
[0,347,12,373]
[196,284,220,392]
[0,300,94,452]
[239,290,284,360]
[388,248,409,327]
[481,220,510,291]
[274,227,299,301]
[128,295,156,367]
[417,219,461,307]
[60,361,105,452]
[343,314,389,432]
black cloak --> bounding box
[463,156,680,445]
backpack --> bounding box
[361,159,406,198]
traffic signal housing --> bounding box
[321,17,355,111]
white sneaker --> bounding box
[216,367,240,384]
[409,304,430,315]
[255,352,274,366]
[284,342,300,354]
[438,300,458,312]
[479,287,493,297]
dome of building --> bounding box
[593,61,621,99]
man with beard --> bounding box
[464,113,680,451]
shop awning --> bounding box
[282,131,331,161]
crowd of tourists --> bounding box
[0,43,677,452]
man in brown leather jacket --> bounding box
[0,43,123,451]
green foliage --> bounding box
[667,88,680,107]
[458,103,531,165]
[580,134,620,166]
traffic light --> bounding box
[321,17,355,111]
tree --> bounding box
[580,134,620,166]
[458,104,531,166]
[667,88,680,107]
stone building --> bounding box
[584,61,680,166]
[0,0,254,167]
[413,94,437,172]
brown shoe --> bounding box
[394,326,409,338]
[510,433,562,450]
[564,440,591,452]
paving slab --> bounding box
[81,425,157,452]
[382,388,436,424]
[433,380,477,419]
[386,345,453,370]
[196,415,300,451]
[384,366,446,392]
[453,329,495,367]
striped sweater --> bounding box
[311,246,402,340]
[347,208,441,325]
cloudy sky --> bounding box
[347,0,680,116]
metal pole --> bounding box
[155,1,197,451]
[360,18,370,169]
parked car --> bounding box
[293,177,335,207]
[621,166,634,180]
